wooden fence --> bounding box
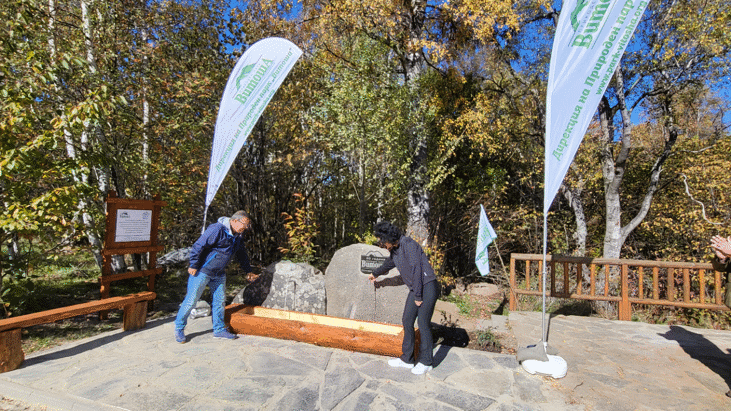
[509,253,729,321]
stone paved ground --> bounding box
[1,315,576,411]
[2,311,730,410]
[510,311,731,411]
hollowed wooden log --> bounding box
[226,304,419,358]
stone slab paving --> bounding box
[4,311,729,410]
[1,315,577,411]
[509,311,731,411]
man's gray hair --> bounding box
[231,210,251,222]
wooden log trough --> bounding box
[225,304,419,358]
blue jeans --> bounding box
[174,272,227,333]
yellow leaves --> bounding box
[279,193,319,263]
[651,0,731,65]
[301,0,521,67]
[442,0,520,42]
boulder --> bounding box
[157,247,191,267]
[466,283,501,298]
[325,244,408,325]
[233,260,326,314]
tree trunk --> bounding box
[141,23,151,197]
[358,147,366,239]
[401,0,430,245]
[600,91,626,261]
[406,131,430,244]
[48,0,105,269]
[80,0,119,271]
[601,69,679,260]
[562,184,587,256]
[596,68,682,315]
[596,92,623,317]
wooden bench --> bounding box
[0,291,156,373]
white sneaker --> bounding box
[388,358,414,369]
[411,363,433,375]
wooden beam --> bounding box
[0,329,23,373]
[226,305,419,358]
[0,292,156,332]
[100,268,162,285]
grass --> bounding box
[22,316,121,353]
[475,328,502,351]
[3,246,253,354]
[440,293,473,316]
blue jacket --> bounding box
[371,236,436,301]
[189,217,252,276]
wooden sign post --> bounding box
[101,191,166,317]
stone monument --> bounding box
[324,243,409,325]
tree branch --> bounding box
[679,173,722,225]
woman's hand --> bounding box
[415,300,422,307]
[188,267,198,276]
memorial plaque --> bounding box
[360,253,387,273]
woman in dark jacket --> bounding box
[368,221,440,375]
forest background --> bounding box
[1,0,730,318]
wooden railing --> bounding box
[509,253,729,321]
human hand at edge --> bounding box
[711,235,731,259]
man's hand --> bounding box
[246,272,259,282]
[188,267,198,276]
[415,300,423,307]
[368,274,376,283]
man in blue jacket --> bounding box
[174,210,254,343]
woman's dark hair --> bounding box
[374,221,402,244]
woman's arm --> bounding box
[370,256,395,279]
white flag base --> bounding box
[521,354,568,379]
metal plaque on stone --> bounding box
[360,252,387,274]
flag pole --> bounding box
[541,213,548,348]
[202,204,209,235]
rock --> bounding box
[466,282,501,297]
[324,244,408,325]
[321,365,365,410]
[271,381,320,411]
[189,300,211,318]
[157,247,191,266]
[232,260,326,314]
